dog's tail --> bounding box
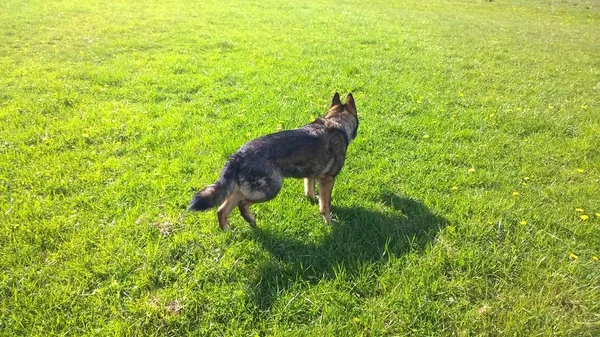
[188,157,239,211]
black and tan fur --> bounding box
[188,93,358,231]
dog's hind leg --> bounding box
[240,171,283,204]
[238,200,255,227]
[237,171,282,227]
[317,175,335,223]
[304,177,317,203]
[217,189,244,231]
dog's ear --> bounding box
[345,93,356,114]
[331,92,342,107]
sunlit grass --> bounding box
[1,0,599,335]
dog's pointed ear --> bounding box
[345,93,356,113]
[331,92,342,107]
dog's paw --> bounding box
[321,212,338,224]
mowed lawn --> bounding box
[1,0,599,335]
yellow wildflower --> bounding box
[576,168,584,173]
[519,220,527,225]
[575,208,584,212]
[580,215,589,221]
[570,253,578,260]
[512,191,520,196]
[468,168,476,173]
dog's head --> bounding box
[325,92,358,140]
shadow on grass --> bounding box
[251,192,447,310]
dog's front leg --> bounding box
[304,177,317,203]
[317,175,334,223]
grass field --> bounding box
[1,0,599,335]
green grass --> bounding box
[1,0,599,335]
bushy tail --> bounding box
[188,158,238,211]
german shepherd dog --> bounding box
[188,93,358,231]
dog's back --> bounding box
[237,122,349,179]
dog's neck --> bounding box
[326,113,357,143]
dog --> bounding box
[188,93,358,231]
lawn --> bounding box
[1,0,599,335]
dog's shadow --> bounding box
[251,192,447,310]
